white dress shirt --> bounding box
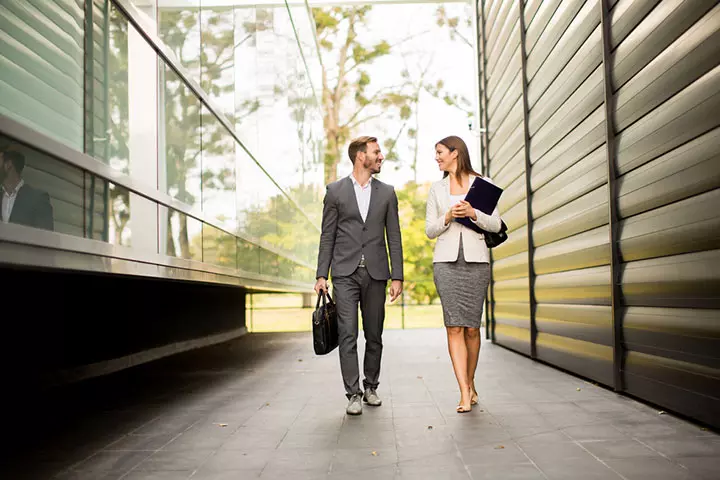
[2,179,24,223]
[350,174,372,222]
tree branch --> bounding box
[346,112,385,130]
[343,29,431,77]
[342,84,407,128]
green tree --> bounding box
[314,6,414,184]
[396,181,437,304]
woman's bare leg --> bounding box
[447,326,472,411]
[464,328,481,404]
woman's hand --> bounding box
[451,201,477,221]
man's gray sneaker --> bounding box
[363,388,382,406]
[346,394,363,415]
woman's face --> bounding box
[435,143,457,173]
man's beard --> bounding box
[365,157,381,174]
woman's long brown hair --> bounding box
[437,135,482,181]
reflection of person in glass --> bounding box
[0,150,54,231]
[315,136,404,416]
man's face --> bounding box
[362,142,384,174]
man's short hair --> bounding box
[2,150,25,174]
[348,136,378,165]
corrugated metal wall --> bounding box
[0,0,85,151]
[478,0,720,428]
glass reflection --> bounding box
[160,206,202,261]
[85,175,131,247]
[236,148,278,245]
[95,3,158,183]
[158,1,201,83]
[232,7,268,154]
[200,6,235,121]
[297,265,315,284]
[202,223,236,268]
[0,137,73,233]
[237,237,261,275]
[0,0,84,151]
[161,62,202,211]
[251,6,323,217]
[258,247,278,278]
[277,254,296,280]
[201,107,236,230]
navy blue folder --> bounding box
[454,176,503,233]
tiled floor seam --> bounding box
[559,430,629,480]
[631,437,694,474]
[509,439,550,480]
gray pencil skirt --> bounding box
[433,237,491,329]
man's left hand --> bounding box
[389,280,403,303]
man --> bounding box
[315,136,403,415]
[1,150,54,231]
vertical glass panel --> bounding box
[159,206,202,261]
[295,265,315,284]
[158,1,200,83]
[201,106,236,229]
[258,247,278,278]
[200,5,235,121]
[276,197,320,267]
[85,176,132,247]
[286,4,322,96]
[237,237,260,275]
[160,62,202,211]
[202,223,236,268]
[236,148,278,248]
[233,6,263,154]
[0,0,84,150]
[277,254,296,280]
[0,134,83,235]
[95,3,158,185]
[251,5,324,219]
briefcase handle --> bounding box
[315,289,335,309]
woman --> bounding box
[425,136,502,413]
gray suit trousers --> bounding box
[333,267,387,397]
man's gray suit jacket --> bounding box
[316,176,403,281]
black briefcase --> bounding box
[312,290,338,355]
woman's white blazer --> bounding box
[425,175,502,263]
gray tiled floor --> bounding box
[4,330,719,479]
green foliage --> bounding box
[396,182,438,305]
[313,6,417,183]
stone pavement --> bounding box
[3,329,719,479]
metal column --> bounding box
[517,0,537,358]
[599,0,625,392]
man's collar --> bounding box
[349,174,372,188]
[2,179,24,196]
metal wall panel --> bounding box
[0,0,85,150]
[611,0,720,428]
[483,0,531,355]
[479,0,720,426]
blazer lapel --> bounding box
[345,176,364,223]
[8,185,28,223]
[365,179,380,224]
[441,176,451,211]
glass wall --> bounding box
[0,0,323,290]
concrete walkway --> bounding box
[5,329,719,479]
